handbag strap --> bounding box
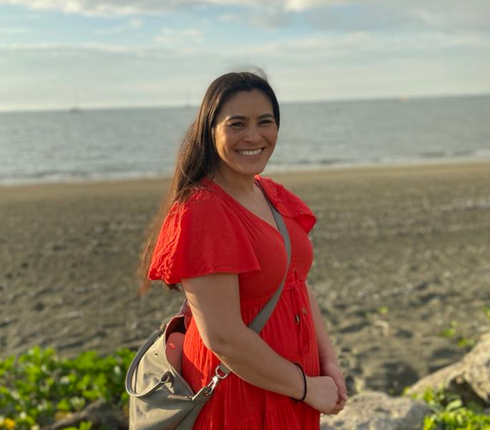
[215,179,291,376]
[126,179,292,398]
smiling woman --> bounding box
[133,71,348,430]
[212,89,278,189]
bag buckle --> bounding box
[202,365,229,397]
[203,375,220,396]
[214,365,229,380]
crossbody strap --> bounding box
[215,179,291,376]
[126,180,292,399]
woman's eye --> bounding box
[230,122,244,128]
[260,119,274,125]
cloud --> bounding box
[155,28,204,45]
[0,0,488,34]
[304,1,490,34]
[1,0,213,16]
[284,0,342,11]
[0,0,342,15]
[0,27,30,33]
[222,31,489,63]
[93,27,125,35]
[218,1,490,33]
[129,18,142,28]
[0,42,176,58]
[1,30,489,112]
[1,27,487,62]
[219,10,293,29]
[0,0,410,18]
[93,18,143,35]
[0,12,44,21]
[0,0,158,16]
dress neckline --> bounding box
[202,176,282,236]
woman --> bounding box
[139,71,348,429]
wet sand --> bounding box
[1,160,490,395]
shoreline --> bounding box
[2,158,490,395]
[1,157,490,192]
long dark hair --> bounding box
[138,71,280,296]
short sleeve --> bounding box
[148,190,261,284]
[257,176,317,234]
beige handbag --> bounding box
[125,185,291,430]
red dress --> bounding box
[148,174,321,430]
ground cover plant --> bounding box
[1,343,489,430]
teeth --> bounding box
[237,149,263,156]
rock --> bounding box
[0,318,14,328]
[33,302,45,312]
[406,331,490,406]
[41,399,126,430]
[320,390,431,430]
[373,319,390,336]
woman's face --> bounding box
[212,89,278,180]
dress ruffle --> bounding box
[255,176,317,234]
[148,188,261,284]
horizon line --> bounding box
[0,91,488,114]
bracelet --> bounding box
[291,362,307,402]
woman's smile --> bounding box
[213,89,278,179]
[235,148,265,157]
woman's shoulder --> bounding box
[255,174,302,206]
[168,180,223,216]
[255,174,317,233]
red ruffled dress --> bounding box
[148,174,321,430]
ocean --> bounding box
[0,94,489,185]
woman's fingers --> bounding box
[329,398,346,414]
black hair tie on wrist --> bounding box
[291,362,307,402]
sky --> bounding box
[0,0,489,112]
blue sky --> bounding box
[0,0,489,112]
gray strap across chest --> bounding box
[216,181,292,376]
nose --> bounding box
[244,124,261,143]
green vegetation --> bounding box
[0,346,135,430]
[365,305,389,318]
[482,306,490,322]
[405,385,490,430]
[1,345,490,430]
[438,320,479,351]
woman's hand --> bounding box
[304,375,339,415]
[320,360,348,414]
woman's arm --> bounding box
[181,272,339,413]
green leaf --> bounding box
[82,421,93,430]
[71,397,87,412]
[57,398,71,412]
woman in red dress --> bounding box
[140,72,348,429]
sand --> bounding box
[1,160,490,396]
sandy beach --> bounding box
[1,160,490,396]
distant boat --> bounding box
[69,89,81,113]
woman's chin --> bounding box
[217,161,266,178]
[238,164,267,178]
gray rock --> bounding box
[406,331,490,406]
[320,390,431,430]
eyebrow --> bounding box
[226,113,275,121]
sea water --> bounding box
[0,94,489,185]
